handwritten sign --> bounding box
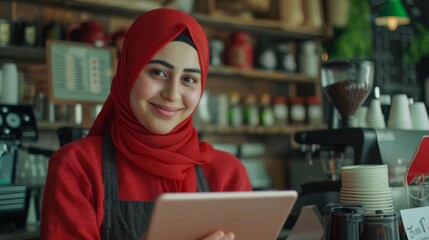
[401,206,429,239]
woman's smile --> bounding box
[150,102,182,118]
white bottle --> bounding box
[299,41,320,77]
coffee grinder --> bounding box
[301,60,375,178]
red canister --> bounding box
[226,31,254,69]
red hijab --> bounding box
[88,9,214,185]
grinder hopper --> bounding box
[321,60,374,128]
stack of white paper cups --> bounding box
[340,165,394,214]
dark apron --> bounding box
[101,134,210,240]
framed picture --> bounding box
[46,40,117,104]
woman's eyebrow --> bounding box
[148,60,174,69]
[148,60,201,74]
[184,68,201,74]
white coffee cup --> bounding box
[366,99,386,128]
[387,94,412,129]
[410,102,429,130]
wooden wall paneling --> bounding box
[295,82,317,97]
[107,16,133,34]
[287,82,297,99]
[272,82,289,98]
[205,75,277,98]
[18,63,48,99]
[12,2,43,22]
[205,76,250,94]
[194,0,214,14]
[0,1,13,20]
[81,103,94,129]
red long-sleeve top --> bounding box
[41,136,252,239]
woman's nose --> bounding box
[161,77,181,101]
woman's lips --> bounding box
[151,103,181,117]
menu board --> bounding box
[373,26,421,100]
[46,40,117,103]
[371,0,422,101]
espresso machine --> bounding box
[0,104,38,229]
[294,127,427,166]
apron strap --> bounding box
[101,133,118,238]
[196,165,210,192]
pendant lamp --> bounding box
[375,0,410,31]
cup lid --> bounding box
[364,211,398,222]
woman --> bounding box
[41,8,252,240]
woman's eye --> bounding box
[183,76,198,84]
[151,69,167,78]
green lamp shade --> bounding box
[375,0,410,30]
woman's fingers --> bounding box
[203,231,235,240]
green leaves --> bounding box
[330,0,373,60]
[403,23,429,66]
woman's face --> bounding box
[129,41,202,135]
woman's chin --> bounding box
[146,124,174,135]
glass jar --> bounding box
[306,96,323,125]
[260,93,275,127]
[244,93,260,127]
[299,41,319,77]
[273,96,288,126]
[254,37,277,71]
[290,96,306,124]
[0,19,10,46]
[277,41,297,73]
[33,91,48,120]
[228,91,243,127]
[209,38,225,66]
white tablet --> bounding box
[145,190,298,240]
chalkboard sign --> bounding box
[373,26,420,99]
[46,40,117,104]
[371,0,422,101]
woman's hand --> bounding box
[202,231,235,240]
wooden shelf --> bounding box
[0,45,45,62]
[37,120,81,131]
[8,0,330,39]
[209,66,317,83]
[192,13,329,39]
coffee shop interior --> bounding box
[1,0,429,239]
